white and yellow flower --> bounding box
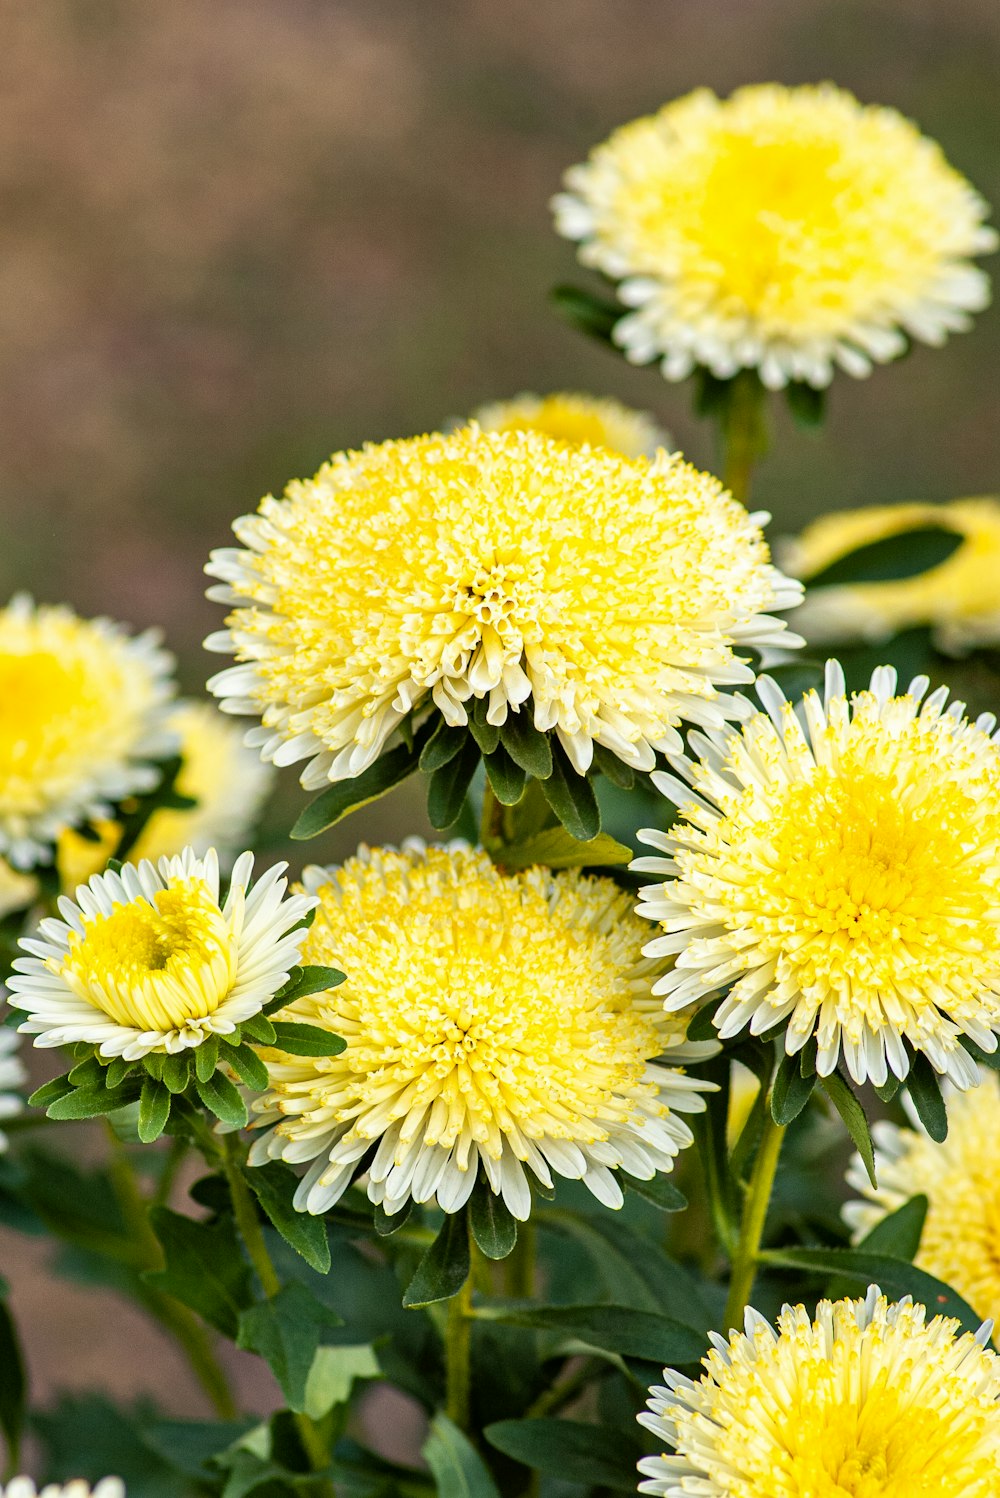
[638,1288,1000,1497]
[554,84,996,389]
[784,496,1000,653]
[249,840,714,1220]
[0,595,176,869]
[8,848,315,1061]
[0,1028,25,1152]
[845,1076,1000,1334]
[206,427,800,787]
[635,662,1000,1088]
[470,391,668,458]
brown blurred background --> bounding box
[1,0,999,1425]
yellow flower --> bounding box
[784,497,1000,653]
[554,84,996,389]
[56,819,122,893]
[206,428,800,787]
[0,859,37,920]
[9,848,314,1060]
[470,391,668,458]
[846,1076,1000,1336]
[249,840,714,1219]
[638,1288,1000,1497]
[635,662,1000,1088]
[0,595,176,869]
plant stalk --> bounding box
[722,1111,786,1330]
[503,1218,535,1300]
[444,1223,476,1433]
[720,371,768,506]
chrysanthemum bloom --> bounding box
[249,840,713,1219]
[638,1288,1000,1497]
[470,391,668,459]
[206,428,800,785]
[554,83,996,389]
[7,848,315,1060]
[0,1482,124,1498]
[0,594,176,869]
[845,1077,1000,1333]
[783,497,1000,653]
[0,1028,25,1152]
[635,662,1000,1087]
[55,701,275,888]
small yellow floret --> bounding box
[471,392,666,458]
[56,878,237,1033]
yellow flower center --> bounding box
[56,879,238,1032]
[266,848,666,1160]
[0,651,109,813]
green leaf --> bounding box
[237,1282,343,1412]
[420,718,469,773]
[770,1051,817,1126]
[271,964,346,1007]
[402,1207,471,1308]
[424,1413,502,1498]
[104,1057,137,1090]
[28,1074,74,1109]
[468,698,501,756]
[483,744,527,806]
[46,1083,140,1120]
[590,741,634,789]
[856,1195,928,1261]
[373,1200,412,1236]
[138,1078,171,1143]
[245,1161,331,1274]
[623,1173,688,1213]
[195,1070,248,1129]
[270,1021,347,1057]
[806,526,962,589]
[161,1054,191,1094]
[469,1186,518,1261]
[906,1055,948,1143]
[498,714,553,779]
[784,380,826,428]
[291,726,430,839]
[479,1302,706,1362]
[685,999,722,1044]
[195,1034,220,1083]
[496,826,632,872]
[820,1072,877,1187]
[428,738,481,830]
[146,1207,254,1336]
[225,1042,270,1092]
[760,1246,982,1334]
[540,746,601,842]
[240,1014,277,1047]
[0,1296,26,1466]
[303,1344,381,1422]
[550,283,621,345]
[486,1420,641,1492]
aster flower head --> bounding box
[0,1483,124,1498]
[635,662,1000,1088]
[0,1027,25,1152]
[846,1076,1000,1336]
[554,83,996,390]
[784,496,1000,654]
[0,595,176,869]
[638,1287,1000,1497]
[470,391,669,459]
[249,840,714,1221]
[205,427,800,802]
[8,847,315,1063]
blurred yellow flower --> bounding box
[554,84,996,389]
[0,859,37,920]
[783,497,1000,653]
[471,391,668,458]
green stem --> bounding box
[445,1221,476,1433]
[220,1134,333,1481]
[103,1124,237,1418]
[480,781,509,850]
[722,1112,786,1330]
[526,1356,603,1419]
[720,371,768,506]
[503,1218,535,1300]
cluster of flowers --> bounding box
[4,79,1000,1497]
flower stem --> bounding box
[720,371,769,506]
[220,1134,333,1481]
[722,1112,785,1331]
[503,1218,535,1300]
[445,1222,476,1432]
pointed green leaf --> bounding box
[857,1195,928,1261]
[402,1207,470,1308]
[760,1246,981,1334]
[486,1420,641,1492]
[161,1053,191,1094]
[28,1075,74,1109]
[373,1199,413,1237]
[424,1413,502,1498]
[428,738,481,830]
[303,1344,381,1422]
[590,741,635,789]
[138,1078,171,1143]
[498,714,552,779]
[225,1043,270,1092]
[540,746,600,842]
[480,1302,707,1362]
[497,826,632,872]
[291,726,430,840]
[806,526,962,589]
[468,698,501,756]
[195,1070,248,1129]
[623,1173,687,1213]
[245,1161,331,1274]
[906,1055,948,1142]
[469,1187,518,1261]
[483,744,527,806]
[419,718,469,773]
[785,380,826,429]
[195,1034,220,1083]
[270,1021,346,1058]
[240,1014,277,1046]
[46,1083,139,1120]
[821,1072,877,1187]
[237,1282,343,1412]
[271,964,346,1007]
[550,284,621,345]
[771,1051,817,1126]
[146,1207,254,1336]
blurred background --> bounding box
[1,0,999,1427]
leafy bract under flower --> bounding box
[635,663,1000,1088]
[470,391,668,458]
[554,83,996,389]
[846,1077,1000,1337]
[249,840,714,1220]
[0,595,176,868]
[784,496,1000,654]
[205,427,800,789]
[8,847,315,1060]
[638,1288,1000,1498]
